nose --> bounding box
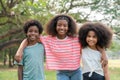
[60,25,64,29]
[31,32,36,34]
[89,37,93,40]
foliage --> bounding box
[110,41,120,52]
[112,27,120,40]
[1,0,120,50]
[0,0,54,67]
[0,0,120,67]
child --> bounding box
[78,22,113,80]
[15,14,82,80]
[15,20,45,80]
[15,14,108,80]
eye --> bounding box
[57,24,61,26]
[64,24,68,27]
[28,29,32,32]
[87,35,91,37]
[93,35,97,38]
[35,30,39,33]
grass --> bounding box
[109,68,120,80]
[0,69,17,80]
[0,68,56,80]
[0,59,120,80]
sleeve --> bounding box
[14,56,24,66]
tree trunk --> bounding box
[3,51,7,66]
[9,49,13,67]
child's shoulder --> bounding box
[41,35,53,38]
[69,36,78,40]
[41,35,56,40]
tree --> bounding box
[0,0,51,67]
[0,0,120,67]
[47,0,120,38]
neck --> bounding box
[88,46,97,50]
[57,35,67,39]
[28,40,37,46]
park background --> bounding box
[0,0,120,80]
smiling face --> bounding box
[86,30,98,50]
[26,26,39,44]
[56,19,68,39]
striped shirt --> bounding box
[41,35,81,70]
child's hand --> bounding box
[101,53,108,67]
[37,36,41,43]
[14,54,22,63]
[14,39,28,62]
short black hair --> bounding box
[78,22,113,48]
[45,14,77,37]
[23,20,43,34]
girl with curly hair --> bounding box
[79,22,113,80]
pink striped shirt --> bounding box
[41,35,81,70]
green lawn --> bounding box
[0,60,120,80]
[109,68,120,80]
[0,69,56,80]
[0,68,120,80]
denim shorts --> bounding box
[83,72,105,80]
[56,67,82,80]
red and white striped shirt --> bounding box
[41,35,81,70]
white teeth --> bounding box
[30,36,36,39]
[59,30,64,32]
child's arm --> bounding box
[97,46,108,67]
[103,64,110,80]
[14,39,28,62]
[18,65,23,80]
[101,50,108,67]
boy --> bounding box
[15,20,45,80]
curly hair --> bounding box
[45,14,77,37]
[23,20,43,34]
[78,22,113,48]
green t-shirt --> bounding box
[18,43,45,80]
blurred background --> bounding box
[0,0,120,80]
